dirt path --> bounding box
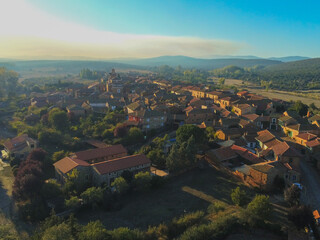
[0,160,14,217]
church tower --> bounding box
[106,69,123,94]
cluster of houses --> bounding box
[4,68,320,190]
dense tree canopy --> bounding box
[176,124,206,144]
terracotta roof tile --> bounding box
[209,146,238,162]
[73,144,127,162]
[231,145,263,164]
[242,114,259,122]
[93,154,151,175]
[295,133,317,141]
[250,162,275,174]
[53,157,90,174]
[306,139,320,148]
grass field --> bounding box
[77,167,247,229]
[223,78,320,107]
[77,165,291,232]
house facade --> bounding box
[3,134,38,160]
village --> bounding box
[2,68,320,239]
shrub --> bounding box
[42,222,74,240]
[80,187,104,209]
[111,177,129,195]
[109,227,144,240]
[207,202,226,214]
[168,211,205,238]
[242,195,272,227]
[42,179,63,199]
[133,171,152,192]
[65,196,81,209]
[78,220,110,240]
[231,187,247,206]
[178,216,238,240]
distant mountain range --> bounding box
[113,55,283,70]
[0,55,315,80]
[113,55,311,69]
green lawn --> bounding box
[77,167,254,230]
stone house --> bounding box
[3,134,38,160]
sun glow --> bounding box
[0,0,243,59]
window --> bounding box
[272,118,276,123]
[292,175,296,181]
[147,125,150,129]
[117,89,120,93]
[147,118,150,122]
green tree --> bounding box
[127,127,144,144]
[52,150,68,162]
[65,196,81,209]
[290,100,309,117]
[243,195,272,226]
[110,227,143,240]
[78,221,110,240]
[80,187,104,209]
[230,187,247,206]
[111,177,129,195]
[166,144,182,172]
[42,222,74,240]
[134,171,152,192]
[64,169,88,195]
[147,149,166,169]
[48,108,69,131]
[176,124,206,144]
[42,179,62,199]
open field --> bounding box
[77,167,248,229]
[223,78,320,107]
[77,166,288,232]
[248,88,320,107]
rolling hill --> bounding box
[115,55,282,69]
[0,60,145,78]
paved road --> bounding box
[300,159,320,210]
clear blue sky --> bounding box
[5,0,320,58]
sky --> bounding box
[1,0,320,59]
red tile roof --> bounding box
[53,157,90,174]
[3,134,37,152]
[306,139,320,148]
[231,145,263,164]
[256,130,276,144]
[73,144,127,162]
[93,154,151,175]
[295,133,317,141]
[209,146,238,162]
[242,114,259,122]
[272,142,302,158]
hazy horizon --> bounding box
[1,0,320,60]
